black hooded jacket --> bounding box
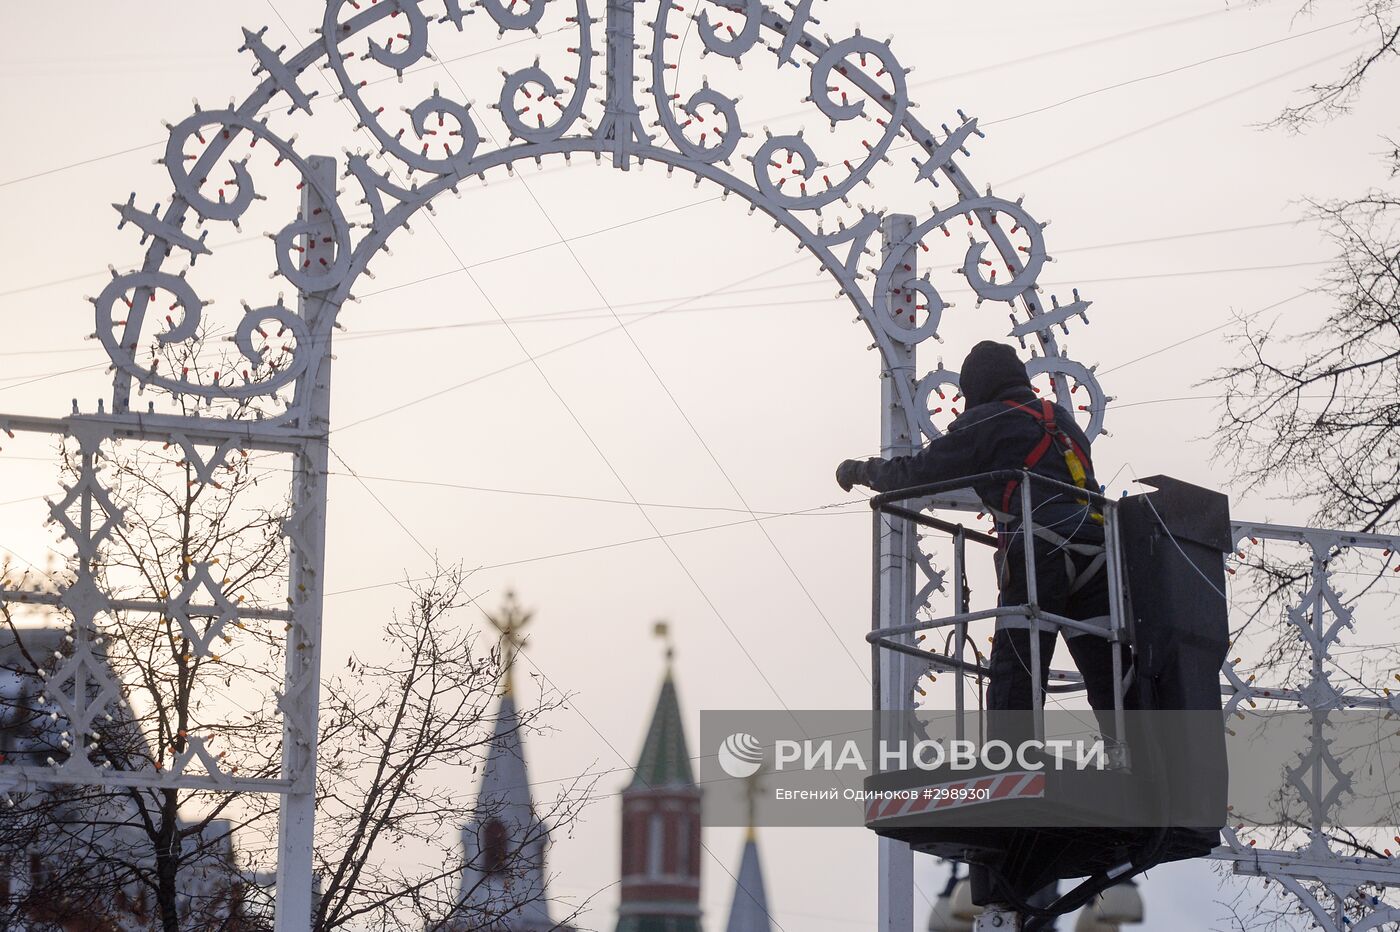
[862,342,1102,542]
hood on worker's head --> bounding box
[958,341,1031,408]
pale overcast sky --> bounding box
[3,0,1396,928]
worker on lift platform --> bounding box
[836,340,1132,720]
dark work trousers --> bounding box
[973,536,1134,911]
[987,535,1135,739]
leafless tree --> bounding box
[1,329,289,930]
[1211,0,1400,641]
[2,327,592,930]
[297,567,596,932]
[1206,5,1400,926]
[1268,0,1400,131]
[3,562,594,931]
[1214,1,1400,539]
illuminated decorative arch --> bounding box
[95,0,1104,437]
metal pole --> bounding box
[872,509,885,750]
[953,528,967,743]
[877,214,918,932]
[1020,479,1044,743]
[1103,503,1128,746]
[1309,545,1327,837]
[275,155,336,932]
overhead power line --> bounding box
[0,255,1333,400]
[275,9,804,923]
[753,3,1261,125]
[0,0,1302,200]
[981,13,1365,128]
[0,197,1339,307]
[995,39,1371,187]
[1099,287,1317,376]
[251,461,823,517]
[0,26,571,190]
[2,9,1353,307]
[329,256,1331,430]
[321,498,865,598]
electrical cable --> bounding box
[347,257,1333,327]
[1099,287,1318,376]
[993,40,1372,188]
[327,254,811,430]
[328,446,435,562]
[1052,212,1359,257]
[279,12,805,924]
[755,3,1270,126]
[327,260,1328,433]
[430,44,873,686]
[0,267,1325,400]
[981,13,1365,129]
[0,25,572,190]
[1127,465,1230,603]
[4,17,1360,321]
[0,4,1236,190]
[0,195,1347,310]
[250,460,830,516]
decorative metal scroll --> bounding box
[0,413,307,796]
[1216,523,1400,932]
[91,0,1106,444]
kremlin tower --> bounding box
[722,787,774,932]
[451,593,570,931]
[614,623,777,932]
[457,609,779,931]
[615,624,704,932]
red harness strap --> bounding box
[999,399,1093,515]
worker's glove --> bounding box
[835,458,870,492]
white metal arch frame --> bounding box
[3,2,1393,931]
[94,0,1102,430]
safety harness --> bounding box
[999,399,1102,523]
[996,399,1107,600]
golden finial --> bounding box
[653,620,674,670]
[486,589,533,697]
[744,766,764,842]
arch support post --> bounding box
[275,155,337,932]
[876,213,918,932]
[598,0,648,168]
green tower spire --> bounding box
[616,622,703,932]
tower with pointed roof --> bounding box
[451,593,569,931]
[723,772,774,932]
[616,623,703,932]
[723,839,773,932]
